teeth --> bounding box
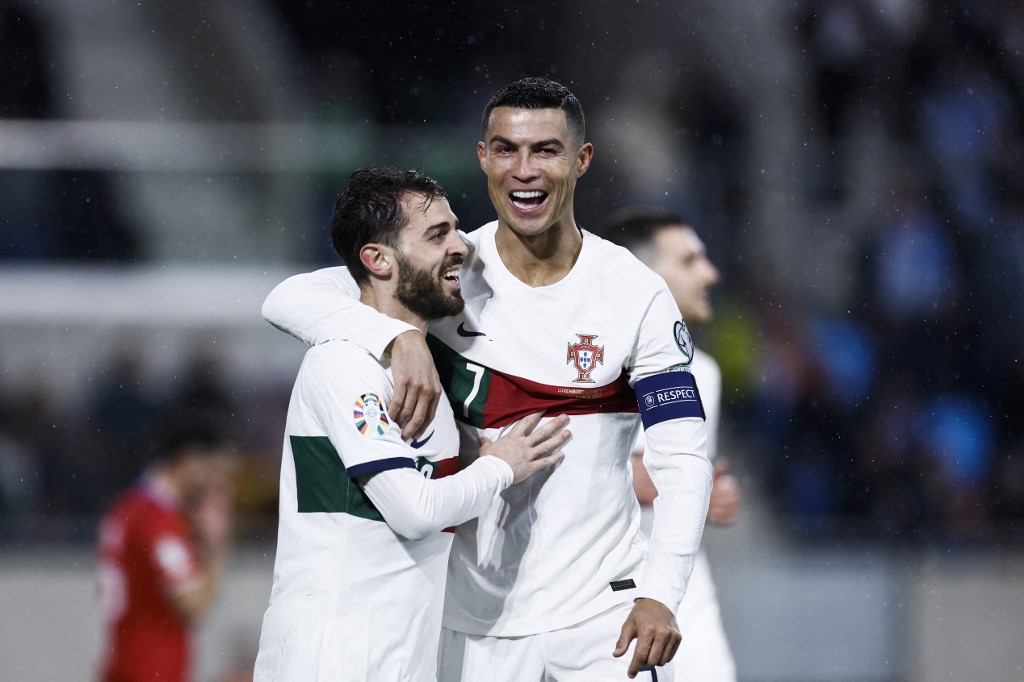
[443,268,460,280]
[512,191,545,199]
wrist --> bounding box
[387,328,424,354]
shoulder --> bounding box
[296,340,390,403]
[303,339,382,380]
[462,221,497,250]
[581,229,666,291]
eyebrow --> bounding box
[423,220,456,234]
[488,136,565,150]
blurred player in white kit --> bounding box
[606,208,740,681]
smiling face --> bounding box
[477,106,593,239]
[392,192,468,321]
[648,226,720,324]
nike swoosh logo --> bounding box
[456,322,487,338]
[410,430,434,449]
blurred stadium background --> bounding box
[1,0,1023,679]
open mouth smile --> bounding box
[510,190,548,211]
[442,264,462,287]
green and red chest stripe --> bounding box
[427,335,638,429]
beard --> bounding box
[394,251,465,320]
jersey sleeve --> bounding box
[360,457,513,540]
[262,266,417,360]
[297,342,414,477]
[635,418,712,610]
[628,287,696,382]
[628,283,713,611]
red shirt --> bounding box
[97,476,200,682]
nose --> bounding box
[513,149,538,182]
[446,230,469,257]
[708,261,720,284]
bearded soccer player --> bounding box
[97,419,232,682]
[253,166,567,681]
[261,80,713,680]
[606,208,741,681]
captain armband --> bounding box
[634,370,706,429]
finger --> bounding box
[628,627,655,678]
[664,631,682,665]
[402,396,431,440]
[527,450,564,474]
[526,414,569,445]
[613,620,635,658]
[511,410,545,437]
[390,385,409,427]
[531,430,572,458]
[628,646,645,678]
[713,456,729,478]
[645,631,667,668]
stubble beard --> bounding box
[394,251,465,321]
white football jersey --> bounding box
[254,339,461,681]
[431,221,698,636]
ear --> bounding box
[477,141,488,173]
[359,243,394,279]
[576,142,594,178]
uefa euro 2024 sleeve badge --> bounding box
[354,393,391,436]
[674,320,695,364]
[566,333,604,383]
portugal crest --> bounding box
[566,333,604,383]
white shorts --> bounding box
[438,602,673,682]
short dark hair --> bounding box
[602,207,691,255]
[481,77,586,143]
[331,166,448,284]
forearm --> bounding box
[637,417,713,611]
[361,457,513,540]
[262,267,415,357]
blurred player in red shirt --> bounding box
[96,419,233,682]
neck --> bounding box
[360,283,428,334]
[495,219,583,287]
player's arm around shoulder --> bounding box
[262,266,443,440]
[262,266,419,361]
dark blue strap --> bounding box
[635,370,705,429]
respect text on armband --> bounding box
[635,371,706,429]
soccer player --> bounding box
[262,78,713,680]
[605,208,741,681]
[96,418,233,682]
[253,166,568,681]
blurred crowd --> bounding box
[721,0,1024,546]
[0,350,287,543]
[1,0,1022,547]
